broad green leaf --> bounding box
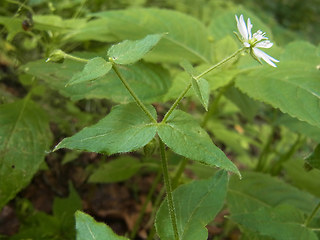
[22,57,170,103]
[235,41,320,129]
[108,34,164,65]
[305,145,320,171]
[89,156,143,183]
[0,99,52,210]
[75,211,128,240]
[54,103,157,155]
[180,60,210,110]
[158,110,240,176]
[228,171,320,215]
[283,159,320,198]
[231,205,318,240]
[191,77,210,111]
[208,7,273,42]
[155,170,228,240]
[276,114,320,143]
[91,8,212,63]
[66,57,112,86]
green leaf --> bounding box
[89,156,143,183]
[180,60,210,110]
[283,159,320,198]
[155,170,229,240]
[54,103,157,155]
[235,41,320,129]
[305,145,320,171]
[231,205,318,240]
[0,99,52,210]
[22,57,171,103]
[0,16,23,41]
[75,211,129,240]
[208,7,273,42]
[191,77,210,111]
[66,57,112,86]
[228,171,320,215]
[276,114,320,143]
[91,8,212,63]
[158,110,240,176]
[108,33,164,65]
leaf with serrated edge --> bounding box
[158,110,240,176]
[76,211,129,240]
[54,103,157,155]
[155,170,228,240]
[66,57,112,86]
[108,33,165,65]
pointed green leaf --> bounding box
[54,103,157,154]
[180,59,197,76]
[191,77,210,111]
[231,205,318,240]
[228,172,320,215]
[91,8,212,63]
[235,41,320,129]
[0,99,52,210]
[75,211,129,240]
[66,57,112,86]
[22,58,170,103]
[305,144,320,171]
[158,110,240,176]
[89,156,143,183]
[155,171,228,240]
[108,33,164,65]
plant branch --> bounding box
[162,47,244,123]
[111,62,157,123]
[304,201,320,227]
[159,139,179,240]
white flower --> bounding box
[235,14,279,67]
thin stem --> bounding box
[255,127,275,171]
[111,62,157,123]
[159,139,179,240]
[195,47,245,79]
[162,48,244,123]
[304,201,320,227]
[64,54,89,63]
[130,170,162,239]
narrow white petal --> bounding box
[236,14,248,40]
[247,18,253,39]
[244,42,250,47]
[253,30,268,41]
[255,40,273,48]
[253,47,279,67]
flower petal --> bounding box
[252,47,279,67]
[247,18,253,39]
[253,30,268,41]
[235,15,248,40]
[255,40,273,48]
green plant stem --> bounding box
[255,127,275,171]
[201,81,234,128]
[304,201,320,227]
[162,47,244,123]
[111,63,157,123]
[159,139,179,240]
[130,170,162,239]
[64,54,89,63]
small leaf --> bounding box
[75,211,129,240]
[231,205,318,240]
[155,170,229,240]
[158,110,240,176]
[89,156,143,183]
[108,33,165,65]
[66,57,112,86]
[305,144,320,171]
[191,77,210,111]
[54,103,157,155]
[0,99,52,210]
[180,59,197,76]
